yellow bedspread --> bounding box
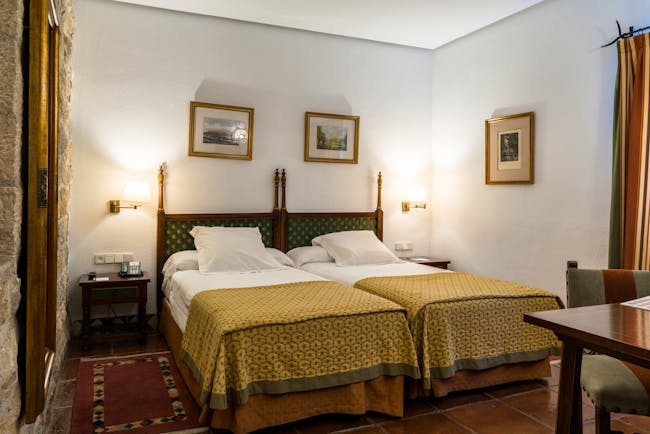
[179,280,420,410]
[354,273,562,387]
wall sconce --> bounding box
[109,181,151,213]
[402,185,427,212]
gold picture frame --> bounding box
[485,112,534,184]
[304,112,359,164]
[188,101,254,160]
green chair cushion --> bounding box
[581,354,650,414]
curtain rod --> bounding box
[602,20,650,47]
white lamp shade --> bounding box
[407,185,428,203]
[122,181,151,204]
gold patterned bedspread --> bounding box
[179,280,420,410]
[354,273,563,388]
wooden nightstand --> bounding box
[79,272,150,349]
[401,256,451,269]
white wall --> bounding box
[68,0,433,317]
[430,0,650,300]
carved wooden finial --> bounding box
[281,169,287,210]
[158,164,164,212]
[273,169,280,210]
[377,171,383,210]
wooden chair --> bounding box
[566,261,650,434]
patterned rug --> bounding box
[71,351,207,434]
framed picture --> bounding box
[304,112,359,164]
[188,101,254,160]
[485,112,534,184]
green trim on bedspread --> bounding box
[199,363,420,409]
[429,348,559,379]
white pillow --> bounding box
[266,248,296,267]
[287,246,334,268]
[161,250,200,296]
[312,230,400,266]
[161,248,291,272]
[162,250,199,275]
[190,226,283,273]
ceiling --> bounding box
[111,0,544,50]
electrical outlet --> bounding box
[104,254,115,264]
[114,254,123,263]
[123,252,134,262]
[394,241,414,251]
[94,254,105,265]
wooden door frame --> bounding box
[25,0,59,423]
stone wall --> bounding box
[56,0,74,379]
[0,0,26,431]
[0,0,74,432]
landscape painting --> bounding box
[202,117,248,146]
[189,101,254,160]
[305,112,359,164]
[316,125,348,151]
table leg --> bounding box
[138,298,146,345]
[81,305,90,351]
[556,339,583,434]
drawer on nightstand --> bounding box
[91,286,138,300]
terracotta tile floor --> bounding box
[49,335,650,434]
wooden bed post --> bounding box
[376,171,383,241]
[273,169,280,211]
[272,169,282,250]
[281,169,287,211]
[280,169,288,251]
[156,164,166,313]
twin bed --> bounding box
[155,167,561,433]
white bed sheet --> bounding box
[300,261,449,286]
[167,267,327,332]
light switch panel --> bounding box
[394,241,414,251]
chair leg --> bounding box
[595,406,611,434]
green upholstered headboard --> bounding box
[163,217,274,259]
[286,213,380,251]
[157,213,277,311]
[156,165,285,312]
[281,172,384,251]
[155,165,384,310]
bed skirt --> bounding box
[408,358,551,399]
[159,298,405,434]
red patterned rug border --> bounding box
[72,351,206,434]
[91,355,186,433]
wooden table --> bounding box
[524,304,650,434]
[400,257,451,269]
[79,272,150,349]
